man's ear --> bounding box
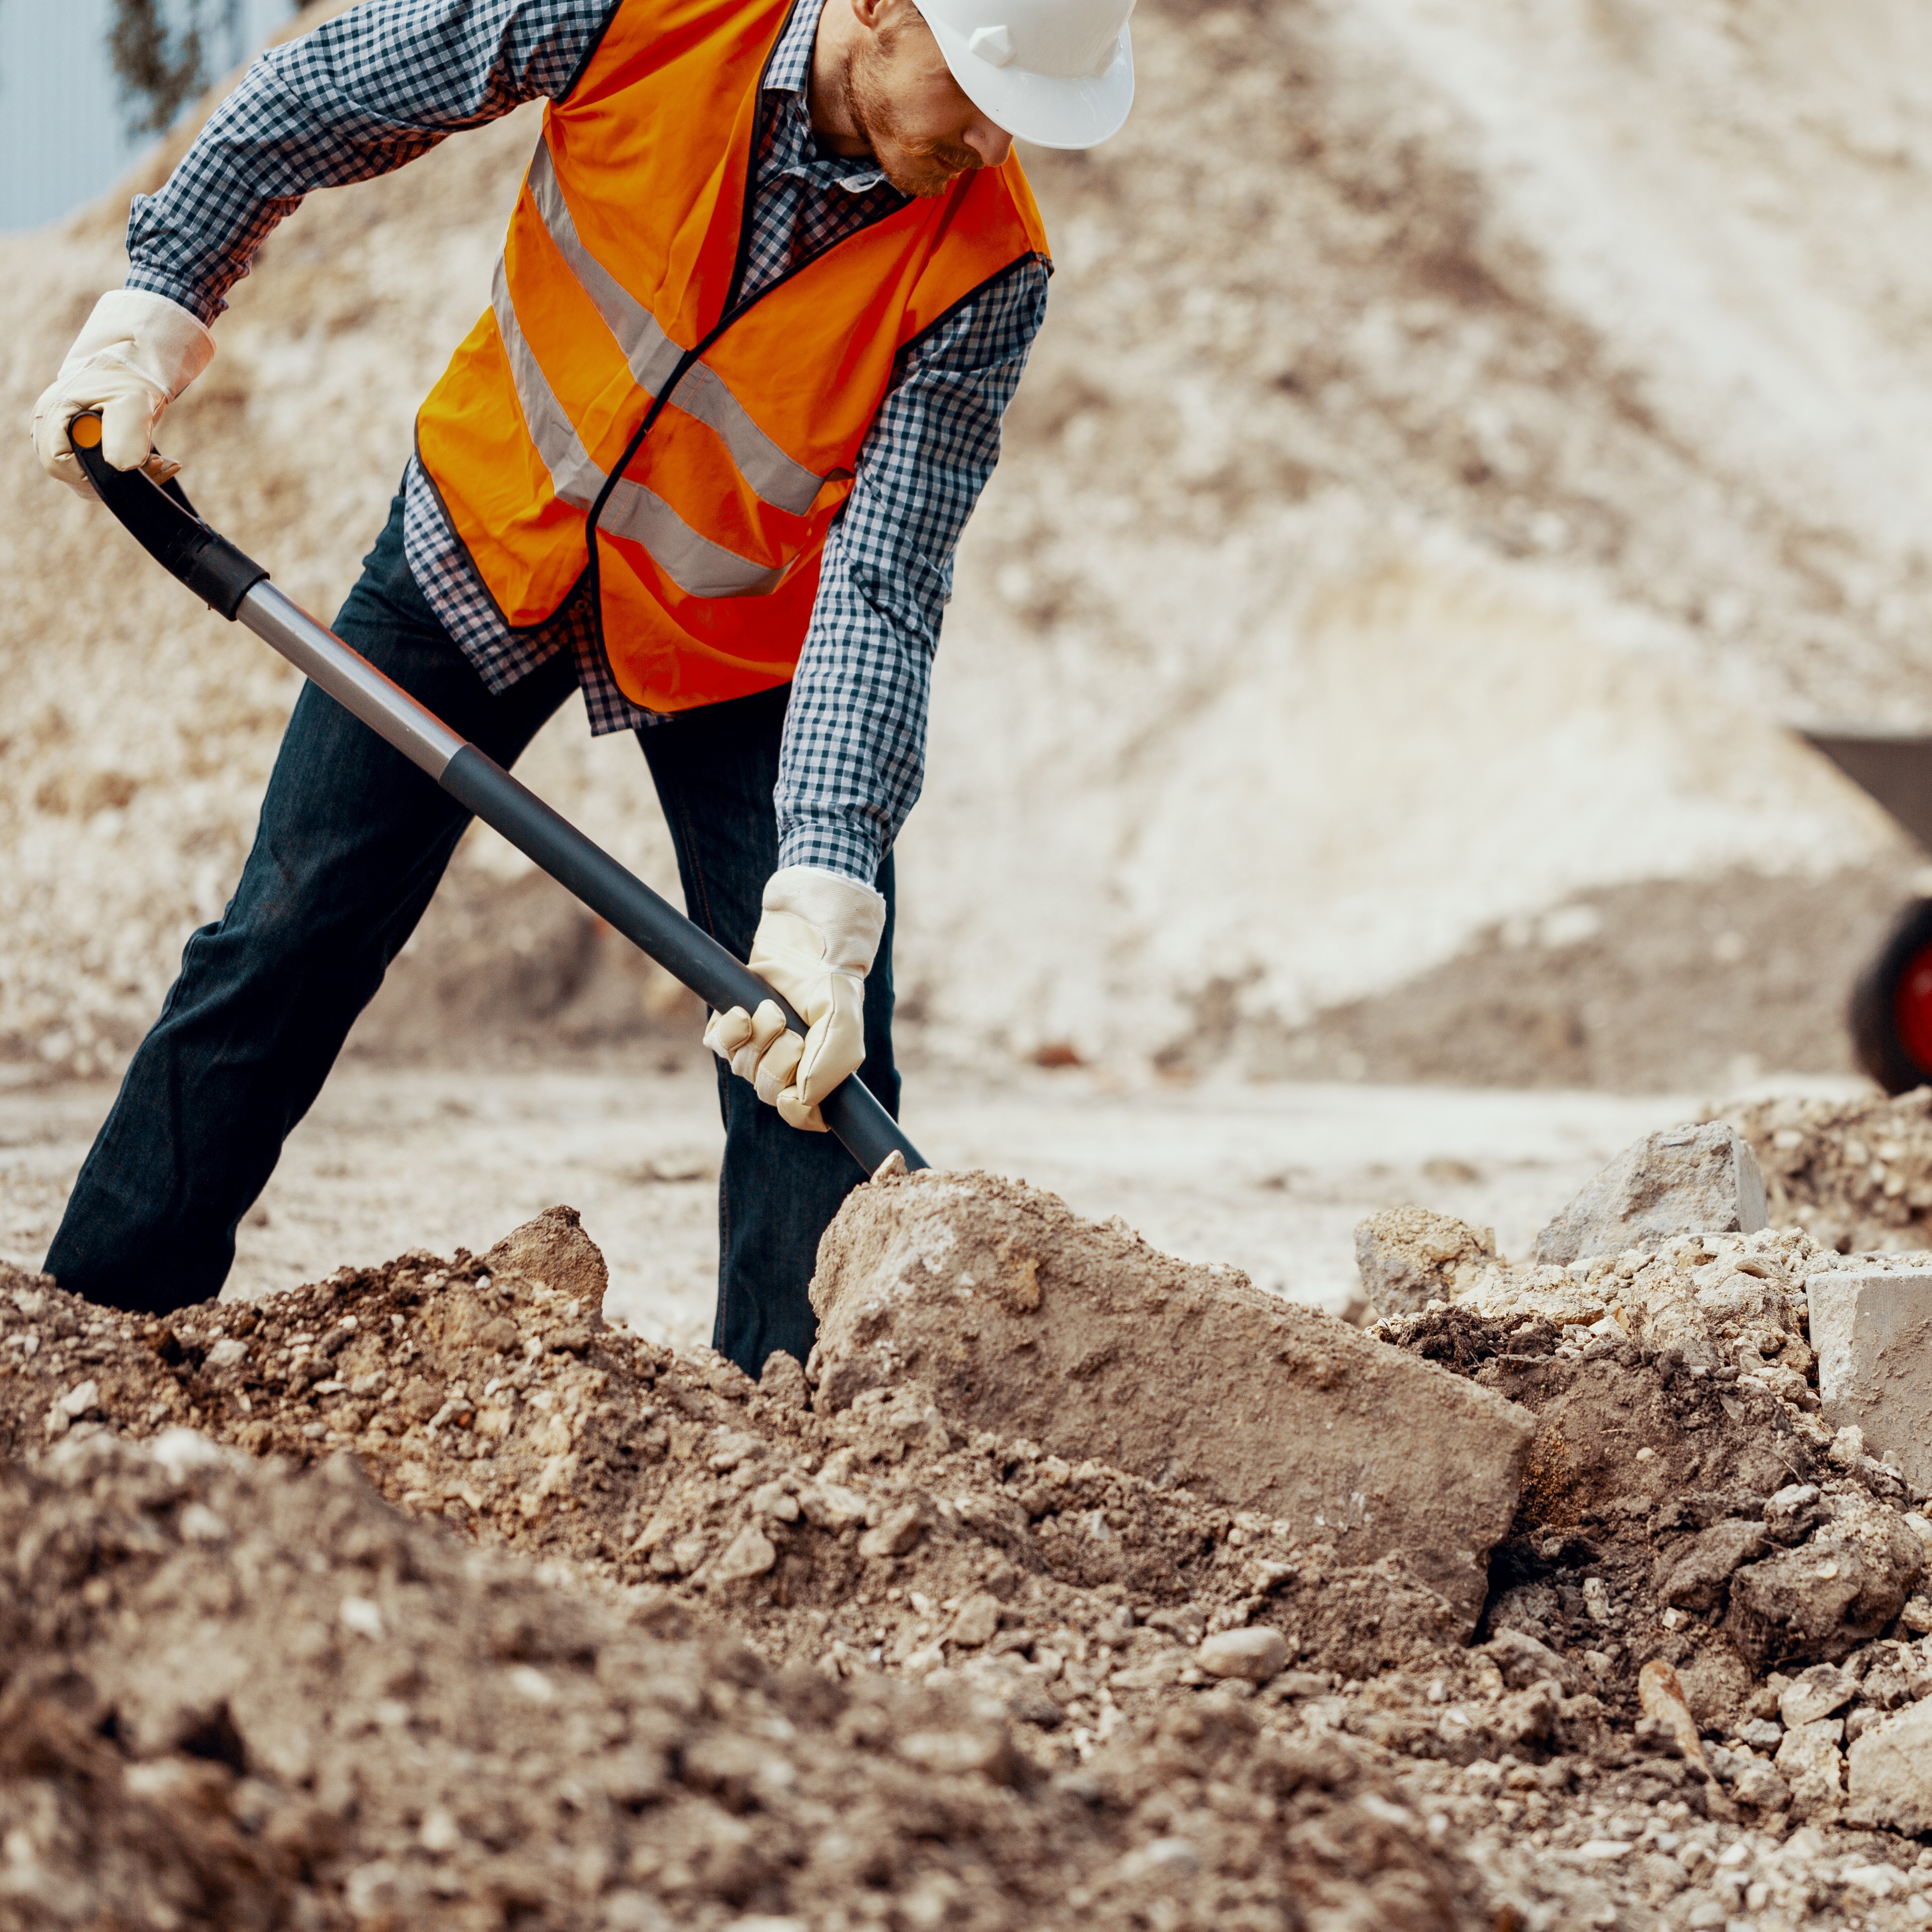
[849,0,891,32]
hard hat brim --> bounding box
[927,18,1134,151]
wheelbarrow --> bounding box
[1804,729,1932,1094]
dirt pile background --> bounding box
[1725,1090,1932,1255]
[19,1166,1932,1922]
[3,0,1925,1085]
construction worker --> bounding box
[31,0,1133,1374]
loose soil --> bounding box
[13,1150,1932,1926]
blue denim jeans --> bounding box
[45,489,898,1378]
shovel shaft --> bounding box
[73,420,926,1178]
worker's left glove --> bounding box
[703,866,886,1133]
[32,289,215,498]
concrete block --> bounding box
[1533,1123,1767,1266]
[810,1169,1538,1636]
[1806,1268,1932,1495]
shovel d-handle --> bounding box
[70,414,927,1178]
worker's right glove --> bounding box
[32,289,215,498]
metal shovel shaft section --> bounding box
[70,416,926,1178]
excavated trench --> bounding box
[10,1096,1932,1926]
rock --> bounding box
[1532,1123,1767,1266]
[810,1170,1536,1634]
[1637,1659,1710,1775]
[1725,1488,1923,1669]
[1482,1628,1576,1692]
[1847,1702,1932,1833]
[1763,1483,1824,1545]
[707,1524,777,1584]
[1805,1268,1932,1494]
[1779,1663,1858,1728]
[948,1594,1003,1648]
[482,1205,608,1316]
[1198,1627,1289,1682]
[1353,1208,1497,1317]
[1655,1520,1768,1612]
[1774,1718,1845,1816]
[760,1350,811,1410]
[1731,1759,1791,1812]
[857,1501,928,1561]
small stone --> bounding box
[177,1502,229,1543]
[708,1524,778,1584]
[749,1482,800,1523]
[1774,1718,1845,1815]
[759,1350,810,1410]
[1117,1837,1201,1882]
[948,1593,1003,1648]
[1197,1626,1288,1683]
[1781,1663,1858,1728]
[398,1377,443,1423]
[795,1481,867,1533]
[204,1337,248,1369]
[1732,1760,1791,1812]
[55,1379,100,1421]
[1532,1122,1767,1266]
[857,1502,927,1560]
[339,1595,385,1640]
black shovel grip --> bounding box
[69,412,268,619]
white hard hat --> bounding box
[918,0,1135,150]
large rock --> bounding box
[1848,1702,1932,1834]
[1353,1207,1498,1317]
[1532,1123,1767,1266]
[1807,1268,1932,1494]
[810,1169,1537,1633]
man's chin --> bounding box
[879,154,972,198]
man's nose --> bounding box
[962,118,1013,167]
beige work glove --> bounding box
[703,865,886,1132]
[32,289,215,498]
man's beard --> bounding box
[841,46,981,197]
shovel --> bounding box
[70,414,927,1178]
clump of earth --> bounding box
[12,1128,1932,1926]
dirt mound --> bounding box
[1725,1090,1932,1253]
[1,1428,1499,1931]
[16,1173,1932,1921]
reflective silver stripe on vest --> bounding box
[527,141,826,520]
[493,263,783,600]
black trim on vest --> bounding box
[559,0,631,104]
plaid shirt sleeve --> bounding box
[775,255,1050,884]
[124,0,608,323]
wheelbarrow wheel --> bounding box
[1850,897,1932,1095]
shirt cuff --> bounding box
[776,817,886,888]
[123,265,223,329]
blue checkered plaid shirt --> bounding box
[124,0,1048,883]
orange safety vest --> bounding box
[416,0,1051,714]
